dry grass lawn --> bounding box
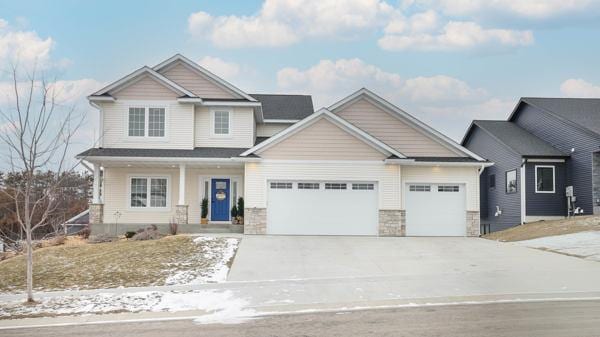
[0,235,237,293]
[484,216,600,242]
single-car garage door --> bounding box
[405,183,466,236]
[267,181,378,235]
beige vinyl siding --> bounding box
[103,167,243,224]
[335,98,460,157]
[401,165,480,211]
[100,100,194,149]
[194,106,255,148]
[111,75,179,100]
[244,161,401,209]
[160,62,238,99]
[256,123,293,137]
[259,118,386,160]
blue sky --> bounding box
[1,0,600,150]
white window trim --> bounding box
[210,108,233,138]
[125,104,169,141]
[535,165,556,194]
[505,169,518,194]
[127,174,171,211]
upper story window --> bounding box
[213,110,230,135]
[535,165,555,193]
[506,169,517,194]
[128,107,166,138]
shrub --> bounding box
[237,197,244,217]
[88,234,116,244]
[78,225,91,239]
[131,224,161,241]
[201,197,209,219]
[231,205,238,219]
[169,220,178,235]
[124,231,136,239]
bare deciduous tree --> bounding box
[0,63,83,302]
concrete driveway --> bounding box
[228,236,600,300]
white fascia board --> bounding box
[230,157,262,162]
[177,97,204,104]
[263,119,300,123]
[397,161,494,167]
[240,108,406,158]
[75,156,242,164]
[329,88,486,161]
[92,66,196,98]
[87,95,116,102]
[202,101,262,107]
[152,54,256,102]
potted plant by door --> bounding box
[236,197,244,225]
[201,197,209,224]
[230,205,238,224]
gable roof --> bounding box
[328,88,486,161]
[90,66,196,99]
[241,108,407,159]
[509,97,600,137]
[463,120,569,157]
[250,94,314,121]
[153,54,256,102]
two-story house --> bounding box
[462,98,600,232]
[79,54,490,237]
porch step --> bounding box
[195,223,244,234]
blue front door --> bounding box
[211,179,230,221]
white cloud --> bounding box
[379,20,533,51]
[276,58,512,140]
[188,0,395,48]
[0,18,54,71]
[413,0,597,19]
[560,78,600,97]
[197,56,241,80]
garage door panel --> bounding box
[405,183,466,236]
[267,181,378,236]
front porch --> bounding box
[86,158,245,236]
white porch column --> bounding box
[176,164,189,225]
[92,163,101,204]
[178,164,186,205]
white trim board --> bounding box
[241,108,406,159]
[328,88,486,161]
[91,66,196,98]
[534,165,556,194]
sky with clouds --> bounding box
[1,0,600,161]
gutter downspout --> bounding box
[520,158,527,225]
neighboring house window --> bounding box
[535,165,555,193]
[128,107,166,138]
[128,107,145,136]
[130,177,168,208]
[506,170,517,194]
[148,108,166,137]
[489,174,496,189]
[213,110,230,135]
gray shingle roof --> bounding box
[77,147,249,159]
[251,94,314,120]
[473,120,569,157]
[521,97,600,137]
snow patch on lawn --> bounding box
[165,237,239,285]
[0,290,256,324]
[516,231,600,261]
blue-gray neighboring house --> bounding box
[462,97,600,232]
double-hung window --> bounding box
[128,107,166,138]
[130,176,168,208]
[535,165,555,193]
[213,110,230,135]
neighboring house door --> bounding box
[266,181,378,235]
[405,183,467,236]
[211,179,230,221]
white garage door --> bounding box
[267,181,378,235]
[405,183,466,236]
